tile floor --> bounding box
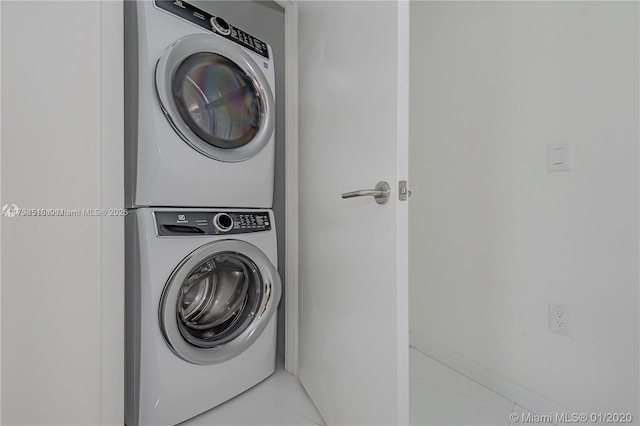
[181,357,325,426]
[409,348,554,426]
[182,349,553,426]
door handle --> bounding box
[341,181,390,205]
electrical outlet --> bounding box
[549,303,571,336]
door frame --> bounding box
[274,0,300,376]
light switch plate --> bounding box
[548,143,570,172]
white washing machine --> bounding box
[125,208,281,426]
[125,0,276,208]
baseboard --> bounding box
[410,333,567,416]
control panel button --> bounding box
[214,213,234,232]
[210,16,231,35]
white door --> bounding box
[297,1,410,425]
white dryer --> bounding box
[125,208,281,426]
[125,0,276,208]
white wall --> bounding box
[410,1,639,418]
[1,1,104,424]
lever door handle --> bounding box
[341,181,390,205]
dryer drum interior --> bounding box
[172,52,263,150]
[154,33,275,164]
[175,252,264,348]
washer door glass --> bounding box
[177,251,261,347]
[173,53,261,150]
[159,240,281,365]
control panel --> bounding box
[154,0,270,59]
[155,211,271,236]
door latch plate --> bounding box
[399,181,409,201]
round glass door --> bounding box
[177,252,261,347]
[160,240,281,365]
[173,53,262,150]
[156,34,275,163]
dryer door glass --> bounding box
[172,53,263,150]
[176,251,263,348]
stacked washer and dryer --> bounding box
[124,1,281,425]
